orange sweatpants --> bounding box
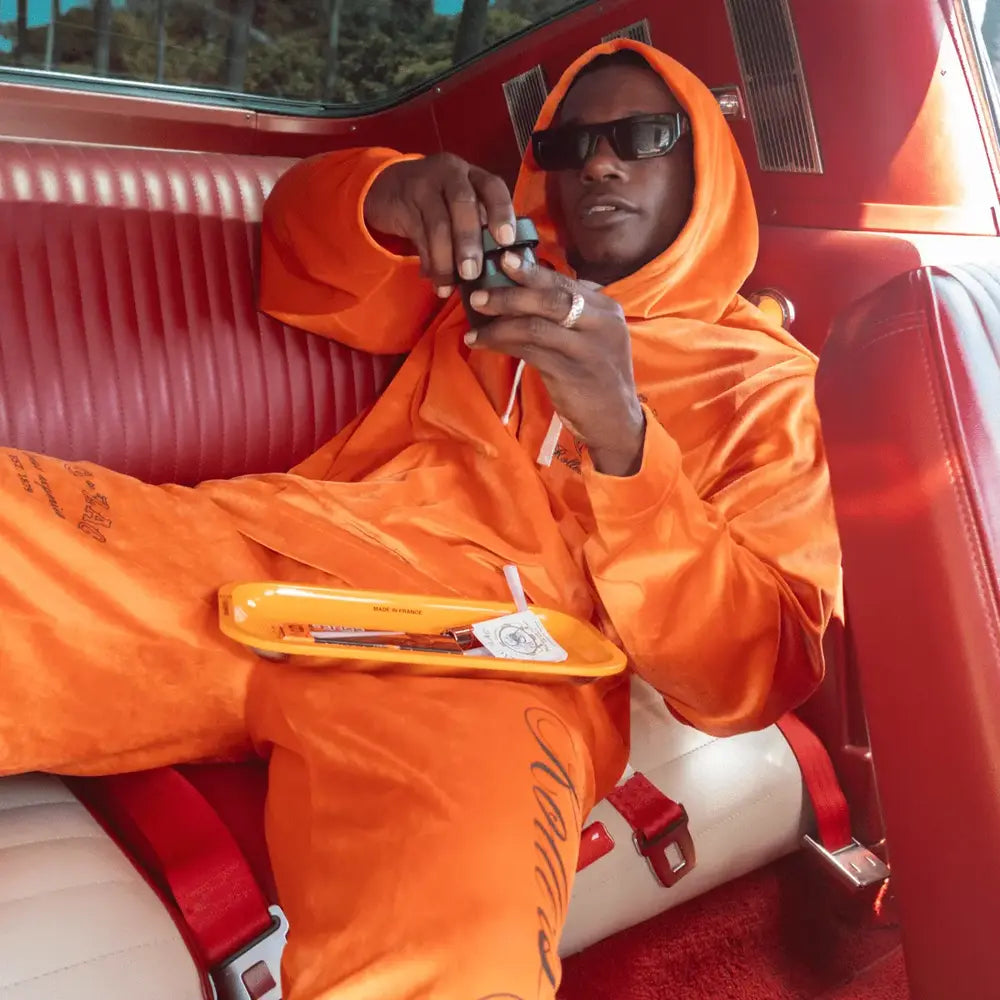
[0,448,622,1000]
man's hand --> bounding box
[465,252,646,477]
[364,154,517,298]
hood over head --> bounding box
[513,39,759,324]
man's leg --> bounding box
[0,448,326,776]
[250,665,626,1000]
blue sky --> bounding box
[0,0,121,52]
[2,0,466,20]
[1,0,465,52]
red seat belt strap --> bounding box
[99,767,273,968]
[776,713,852,851]
[777,713,890,890]
[606,770,695,887]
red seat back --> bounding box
[0,140,395,484]
[816,264,1000,1000]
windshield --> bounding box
[0,0,587,108]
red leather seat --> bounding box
[0,140,397,485]
[0,139,819,993]
[0,137,399,910]
[815,264,1000,1000]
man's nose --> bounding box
[581,136,627,183]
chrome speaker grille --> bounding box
[502,65,549,156]
[602,18,653,45]
[723,0,823,173]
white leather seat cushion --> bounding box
[0,681,810,993]
[0,774,203,1000]
[560,678,810,956]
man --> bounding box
[0,40,840,999]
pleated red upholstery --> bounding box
[0,140,397,485]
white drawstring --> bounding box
[536,412,563,467]
[500,360,563,466]
[501,359,526,427]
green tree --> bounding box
[321,0,343,101]
[154,0,166,82]
[0,0,577,104]
[44,0,61,70]
[452,0,489,64]
[224,0,255,89]
[93,0,112,74]
[13,0,27,65]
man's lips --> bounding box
[576,193,639,228]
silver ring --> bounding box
[560,292,586,329]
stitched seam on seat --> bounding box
[0,832,107,850]
[1,936,184,989]
[0,798,75,814]
[916,319,1000,662]
[857,309,925,335]
[0,876,136,909]
[851,322,926,356]
[581,788,784,891]
[630,735,717,769]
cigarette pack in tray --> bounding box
[218,582,626,683]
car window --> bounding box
[0,0,587,109]
[967,0,1000,98]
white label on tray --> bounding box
[471,611,568,663]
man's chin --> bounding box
[570,243,640,286]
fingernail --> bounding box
[469,290,488,308]
[436,284,454,298]
[464,330,478,346]
[460,259,479,281]
[502,251,522,270]
[498,223,515,245]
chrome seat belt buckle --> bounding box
[210,904,288,1000]
[803,835,890,890]
[632,807,697,888]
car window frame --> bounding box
[0,0,595,117]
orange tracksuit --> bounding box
[0,40,840,1000]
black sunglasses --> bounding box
[531,113,691,172]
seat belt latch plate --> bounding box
[804,835,890,890]
[210,904,288,1000]
[633,807,696,889]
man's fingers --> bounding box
[465,316,575,360]
[419,194,458,293]
[443,173,485,281]
[470,167,516,246]
[467,282,577,326]
[467,254,595,326]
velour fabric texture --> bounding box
[0,40,840,1000]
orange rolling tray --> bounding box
[218,582,627,684]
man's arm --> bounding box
[467,252,840,737]
[582,373,840,737]
[260,149,516,354]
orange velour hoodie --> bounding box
[248,39,842,740]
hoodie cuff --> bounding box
[357,151,425,260]
[583,407,682,524]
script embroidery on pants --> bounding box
[77,482,112,543]
[7,451,65,519]
[524,706,582,997]
[5,452,111,542]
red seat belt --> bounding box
[605,769,696,888]
[776,713,852,850]
[577,714,886,894]
[97,768,286,1000]
[776,713,889,890]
